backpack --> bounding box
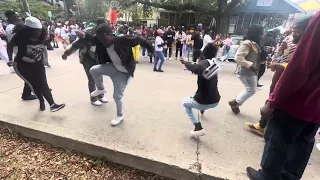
[203,58,220,79]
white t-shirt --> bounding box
[55,27,69,38]
[201,34,213,51]
[5,24,15,42]
[155,36,164,51]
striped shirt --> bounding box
[280,35,297,63]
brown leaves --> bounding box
[0,128,171,180]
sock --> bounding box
[194,122,203,131]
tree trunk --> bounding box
[21,0,31,15]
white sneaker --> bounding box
[316,143,320,151]
[190,129,206,137]
[169,58,172,61]
[91,89,106,97]
[99,97,108,103]
[91,100,102,106]
[111,115,124,126]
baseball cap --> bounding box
[25,16,42,29]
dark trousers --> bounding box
[14,61,55,105]
[142,47,146,56]
[22,83,32,98]
[259,67,285,129]
[193,49,201,62]
[164,44,172,58]
[259,108,320,180]
[175,42,183,58]
[82,59,103,102]
[258,63,266,83]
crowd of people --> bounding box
[0,9,319,180]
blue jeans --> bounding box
[258,108,320,180]
[221,46,230,61]
[186,46,192,60]
[182,97,219,124]
[154,51,165,70]
[142,47,147,56]
[236,74,257,105]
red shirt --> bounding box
[268,12,320,123]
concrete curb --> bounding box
[0,120,226,180]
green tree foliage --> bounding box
[84,0,112,18]
[115,0,247,21]
[0,0,64,20]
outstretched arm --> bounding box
[63,38,86,57]
[182,60,206,74]
[123,35,155,55]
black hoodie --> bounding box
[184,60,221,104]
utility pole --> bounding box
[21,0,31,15]
[76,0,81,16]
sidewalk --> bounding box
[0,49,319,180]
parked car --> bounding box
[219,35,243,61]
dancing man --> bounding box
[228,25,264,114]
[80,23,154,126]
[180,43,221,137]
[62,18,108,106]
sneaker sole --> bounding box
[91,102,102,106]
[51,104,66,112]
[231,106,240,114]
[111,117,124,126]
[111,120,123,126]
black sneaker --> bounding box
[50,103,65,112]
[246,167,260,180]
[39,101,46,111]
[228,99,240,114]
[158,69,164,72]
[22,94,37,101]
[257,84,263,88]
[153,68,158,72]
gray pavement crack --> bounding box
[189,137,203,179]
[189,111,203,179]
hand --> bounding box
[7,61,13,67]
[61,54,68,60]
[269,63,283,72]
[260,102,275,118]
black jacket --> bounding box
[86,33,154,77]
[185,60,221,105]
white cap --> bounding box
[25,16,42,29]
